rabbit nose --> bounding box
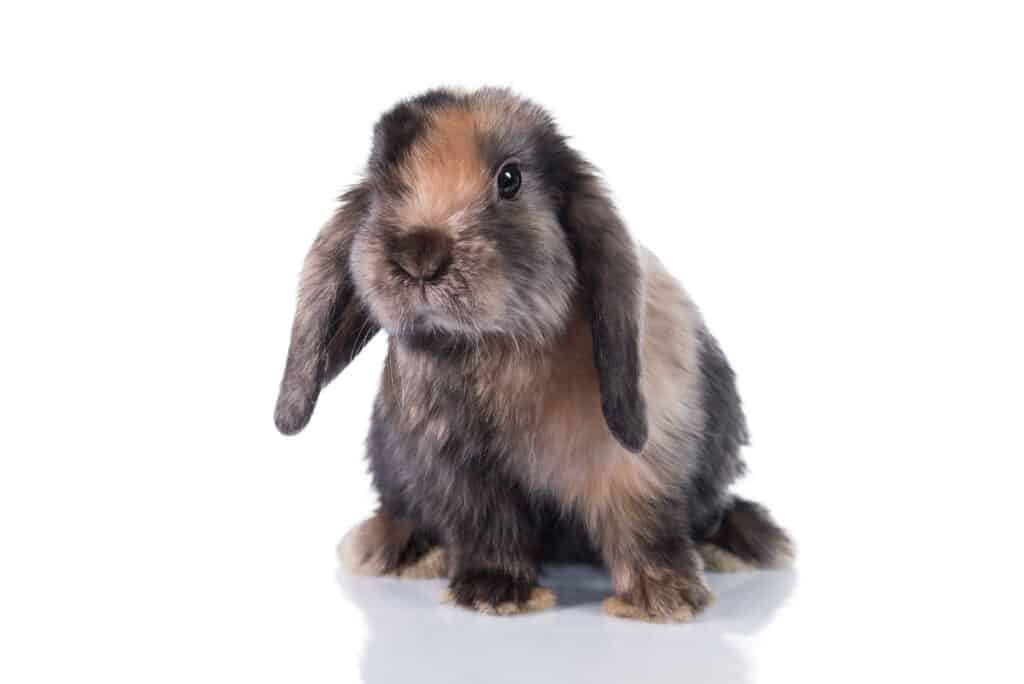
[391,229,453,282]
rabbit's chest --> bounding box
[459,325,668,513]
[506,353,668,515]
[388,326,667,515]
[386,347,669,547]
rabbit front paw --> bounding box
[442,569,556,616]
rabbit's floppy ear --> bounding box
[564,173,648,453]
[274,184,379,435]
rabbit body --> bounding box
[277,88,792,621]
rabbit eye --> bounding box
[496,162,521,199]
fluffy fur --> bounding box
[276,88,793,622]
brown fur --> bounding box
[338,511,446,578]
[520,250,702,522]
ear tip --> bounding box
[604,408,649,453]
[614,424,649,453]
[599,391,649,453]
[274,398,313,436]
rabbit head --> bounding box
[275,88,648,452]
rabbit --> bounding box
[274,87,793,622]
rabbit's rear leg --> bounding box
[338,510,447,579]
[697,544,752,572]
[697,497,795,572]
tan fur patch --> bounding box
[441,586,557,616]
[337,521,389,576]
[337,512,446,579]
[697,544,754,573]
[601,595,696,623]
[518,314,669,529]
[395,547,448,579]
[601,570,714,623]
[396,106,490,230]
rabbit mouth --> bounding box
[388,280,509,341]
[384,278,464,330]
[393,267,448,302]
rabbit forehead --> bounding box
[391,101,519,229]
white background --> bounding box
[1,1,1022,682]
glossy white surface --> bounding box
[340,565,799,684]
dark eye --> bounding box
[496,162,521,199]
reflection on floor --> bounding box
[337,563,798,684]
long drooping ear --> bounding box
[564,172,648,453]
[274,184,379,435]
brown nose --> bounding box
[390,229,452,282]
